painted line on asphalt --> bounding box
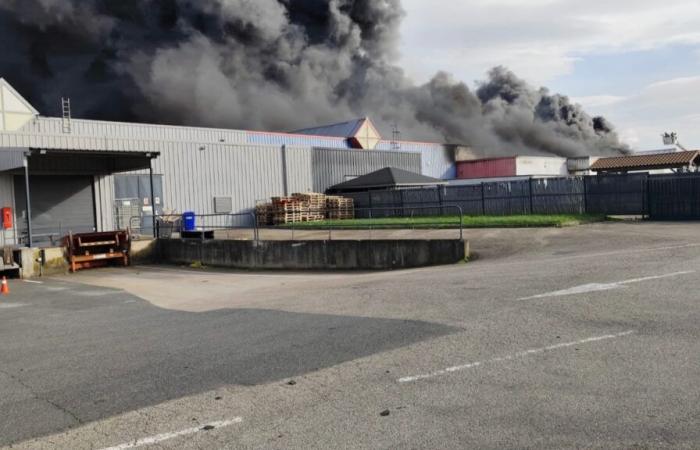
[398,331,635,383]
[22,279,43,284]
[100,417,243,450]
[463,243,700,272]
[381,243,700,280]
[0,303,27,309]
[517,271,695,301]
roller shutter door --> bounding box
[14,175,96,243]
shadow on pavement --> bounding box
[0,280,459,445]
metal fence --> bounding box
[648,174,700,219]
[344,177,587,216]
[129,212,259,241]
[279,205,465,241]
[342,173,700,219]
[584,173,648,215]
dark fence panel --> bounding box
[649,175,700,219]
[336,173,700,220]
[443,185,484,215]
[585,174,647,215]
[483,180,531,215]
[532,177,585,214]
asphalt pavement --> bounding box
[1,221,699,449]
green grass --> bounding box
[280,214,607,229]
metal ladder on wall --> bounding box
[61,97,72,134]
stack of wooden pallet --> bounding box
[270,197,303,225]
[255,203,275,226]
[292,193,327,221]
[326,196,355,220]
[256,193,355,225]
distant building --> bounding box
[590,151,700,175]
[456,156,568,180]
[0,78,457,247]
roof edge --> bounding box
[0,78,40,115]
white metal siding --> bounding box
[147,143,290,217]
[311,148,422,193]
[94,175,115,232]
[515,157,568,177]
[19,117,248,145]
[284,146,314,194]
[376,141,456,179]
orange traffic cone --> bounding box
[1,277,9,296]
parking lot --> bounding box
[2,221,700,449]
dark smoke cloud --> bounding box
[0,0,628,156]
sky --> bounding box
[399,0,700,151]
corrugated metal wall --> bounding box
[0,115,453,231]
[0,147,25,171]
[247,131,351,149]
[145,143,286,217]
[284,146,314,194]
[94,175,115,232]
[20,117,248,145]
[376,141,456,179]
[127,143,420,219]
[311,147,422,192]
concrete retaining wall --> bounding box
[157,239,468,271]
[18,247,70,278]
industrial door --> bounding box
[14,175,96,245]
[113,175,164,233]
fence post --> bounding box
[437,186,444,216]
[481,182,486,216]
[528,177,534,215]
[583,176,588,214]
[368,209,373,240]
[645,178,652,219]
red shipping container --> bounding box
[457,157,517,179]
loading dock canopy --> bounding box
[0,148,160,175]
[327,167,447,193]
[1,147,160,248]
[591,151,700,173]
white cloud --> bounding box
[572,95,626,109]
[582,76,700,150]
[399,0,700,84]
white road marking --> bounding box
[382,243,700,280]
[518,271,695,301]
[0,303,27,309]
[22,279,43,284]
[398,331,635,383]
[100,417,243,450]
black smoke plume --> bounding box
[0,0,628,156]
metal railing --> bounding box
[129,212,259,242]
[276,205,464,241]
[17,222,96,247]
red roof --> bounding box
[591,151,700,171]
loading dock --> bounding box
[0,147,159,248]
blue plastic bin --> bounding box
[182,211,196,232]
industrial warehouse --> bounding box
[2,76,700,269]
[0,77,458,249]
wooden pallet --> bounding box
[256,203,275,226]
[264,193,355,224]
[328,211,355,220]
[326,196,354,220]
